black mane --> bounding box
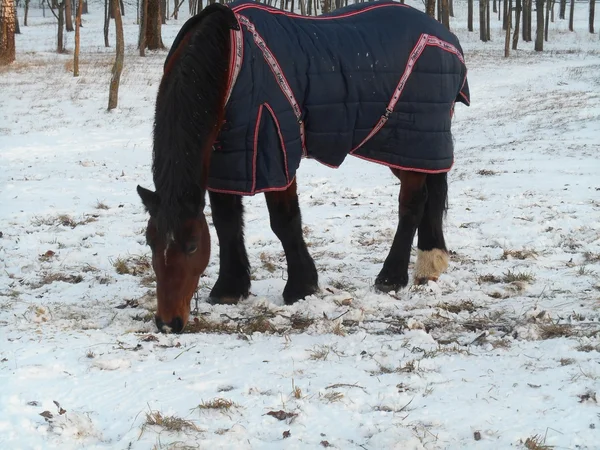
[152,8,231,237]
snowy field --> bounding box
[1,1,599,449]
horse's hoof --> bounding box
[207,295,241,305]
[283,284,319,305]
[374,273,408,293]
[414,276,438,286]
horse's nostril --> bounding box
[171,317,184,334]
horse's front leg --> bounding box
[375,169,427,292]
[264,179,319,304]
[208,191,251,304]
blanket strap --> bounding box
[236,14,307,155]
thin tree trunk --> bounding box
[139,0,147,55]
[468,0,473,30]
[0,0,16,64]
[503,0,508,29]
[145,0,163,49]
[449,0,454,16]
[513,0,521,49]
[590,0,596,33]
[493,0,497,12]
[104,0,109,46]
[24,0,29,25]
[299,0,305,14]
[441,0,450,28]
[486,0,491,40]
[13,0,19,34]
[535,0,544,50]
[569,0,574,31]
[505,0,512,56]
[108,0,124,110]
[559,0,566,18]
[74,0,82,76]
[545,0,551,40]
[480,0,487,40]
[57,0,65,52]
[65,0,73,31]
[426,0,435,17]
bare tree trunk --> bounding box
[160,0,165,24]
[56,0,65,52]
[569,0,574,31]
[559,0,566,18]
[486,0,491,40]
[426,0,435,17]
[545,0,551,39]
[505,0,512,56]
[299,0,305,14]
[139,0,147,54]
[591,0,596,33]
[535,0,544,50]
[24,0,29,25]
[108,0,124,110]
[173,0,184,19]
[0,0,16,64]
[65,0,73,31]
[449,0,454,16]
[523,0,532,41]
[493,0,497,12]
[468,0,473,30]
[480,0,487,40]
[74,0,82,76]
[513,0,521,48]
[141,0,163,50]
[104,0,109,46]
[441,0,450,28]
[13,0,19,34]
[503,0,508,29]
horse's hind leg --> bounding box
[414,172,449,284]
[375,169,427,292]
[265,179,319,304]
[208,191,251,304]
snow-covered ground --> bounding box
[1,2,599,449]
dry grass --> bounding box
[259,252,278,273]
[95,200,110,210]
[193,398,238,412]
[30,271,83,288]
[478,274,503,283]
[113,255,152,276]
[503,270,535,283]
[539,323,573,339]
[502,249,538,260]
[309,345,330,360]
[437,300,477,314]
[477,169,497,176]
[523,434,553,449]
[322,391,344,403]
[583,252,600,263]
[32,213,97,228]
[559,358,575,366]
[141,410,200,436]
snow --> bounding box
[1,1,600,449]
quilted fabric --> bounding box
[204,0,470,194]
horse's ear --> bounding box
[137,185,160,217]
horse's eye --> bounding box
[185,243,198,254]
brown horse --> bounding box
[137,2,469,333]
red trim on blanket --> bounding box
[232,3,409,19]
[351,33,469,153]
[236,14,306,156]
[207,176,297,196]
[350,153,453,174]
[263,102,290,183]
[251,105,263,193]
[225,25,244,105]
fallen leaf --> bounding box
[266,410,297,421]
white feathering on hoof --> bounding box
[414,249,449,282]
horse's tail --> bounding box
[425,172,448,220]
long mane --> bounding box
[152,8,231,237]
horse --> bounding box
[137,0,470,333]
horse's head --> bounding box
[137,185,211,333]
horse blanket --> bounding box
[184,1,470,195]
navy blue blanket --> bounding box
[202,1,470,194]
